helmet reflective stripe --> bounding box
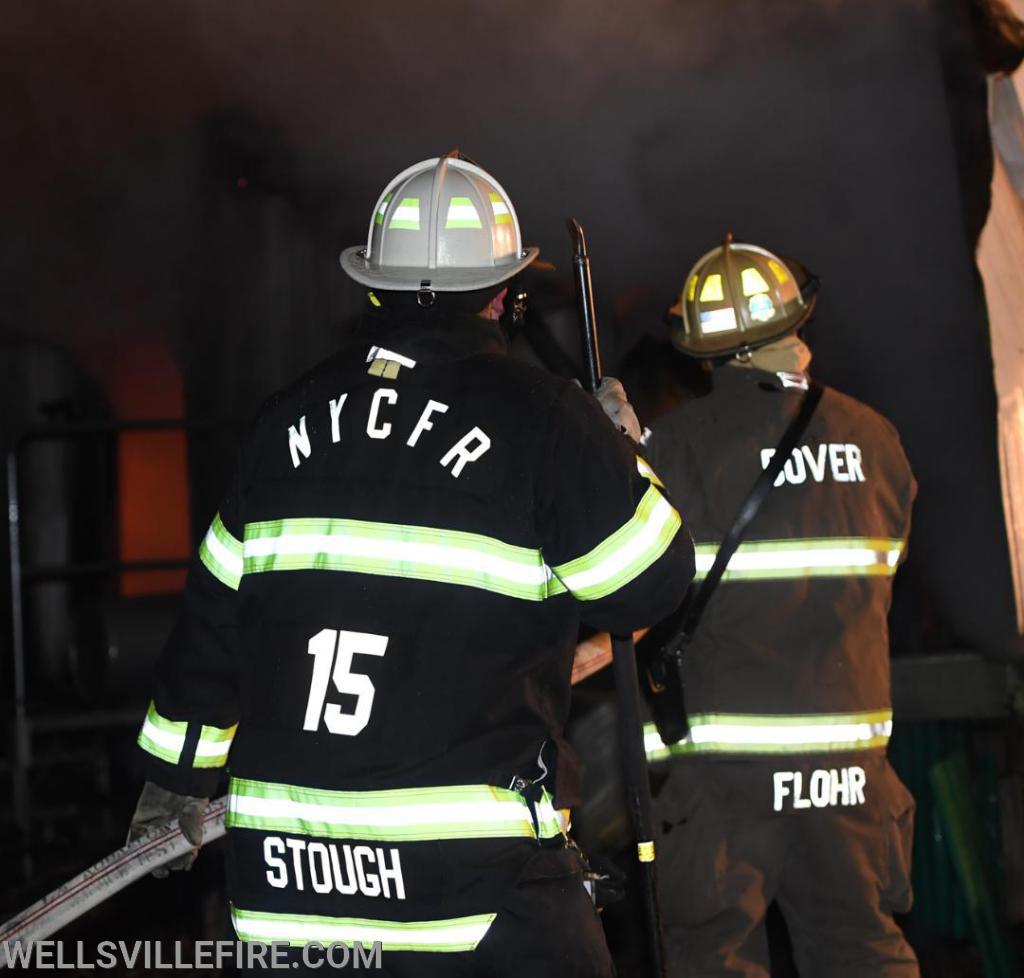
[741,267,770,296]
[445,196,483,229]
[644,711,893,759]
[373,192,394,226]
[341,155,538,292]
[388,197,421,230]
[489,192,512,225]
[699,274,724,302]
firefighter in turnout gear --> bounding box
[584,238,919,977]
[128,153,695,976]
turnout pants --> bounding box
[238,848,615,978]
[654,752,919,978]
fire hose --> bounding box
[0,797,226,964]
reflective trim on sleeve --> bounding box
[243,518,560,602]
[693,537,904,582]
[199,512,244,590]
[644,710,893,760]
[193,722,239,769]
[231,906,496,953]
[551,484,682,601]
[226,778,563,843]
[137,701,187,765]
[636,456,665,489]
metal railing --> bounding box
[5,419,228,877]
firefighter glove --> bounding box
[127,781,208,878]
[595,377,641,443]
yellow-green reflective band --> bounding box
[636,455,665,489]
[389,197,420,230]
[231,906,496,953]
[445,196,483,229]
[374,192,394,226]
[227,778,563,842]
[199,512,243,590]
[700,274,724,302]
[693,537,904,582]
[552,484,681,601]
[243,517,564,602]
[489,192,513,225]
[644,710,893,760]
[137,701,187,765]
[194,722,238,769]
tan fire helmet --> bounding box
[668,234,819,358]
[340,151,539,296]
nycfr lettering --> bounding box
[761,443,865,487]
[264,837,406,900]
[286,390,490,479]
[773,765,867,812]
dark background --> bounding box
[1,0,1017,655]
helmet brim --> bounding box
[669,294,816,358]
[339,245,540,292]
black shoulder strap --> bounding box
[676,379,824,644]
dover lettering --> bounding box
[772,765,867,812]
[287,389,490,479]
[761,443,865,486]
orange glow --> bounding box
[107,341,191,596]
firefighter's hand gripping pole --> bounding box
[566,217,666,978]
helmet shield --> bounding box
[341,155,539,292]
[669,240,814,358]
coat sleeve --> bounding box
[536,384,695,634]
[134,459,245,798]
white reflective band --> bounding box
[227,779,563,842]
[636,456,665,488]
[699,307,737,334]
[374,193,393,225]
[244,523,556,600]
[555,488,679,600]
[194,723,238,768]
[138,702,237,769]
[693,537,904,581]
[366,345,417,369]
[389,200,420,230]
[138,716,185,763]
[137,702,187,765]
[776,371,809,390]
[231,907,496,952]
[644,711,893,759]
[445,199,483,228]
[199,513,244,590]
[489,194,512,224]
